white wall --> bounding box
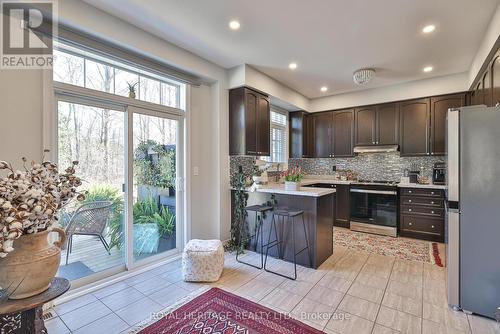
[189,84,220,239]
[228,64,310,111]
[469,2,500,87]
[0,68,44,168]
[310,72,469,112]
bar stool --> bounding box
[236,205,273,269]
[264,208,311,280]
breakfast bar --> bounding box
[231,184,335,269]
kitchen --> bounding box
[229,35,500,322]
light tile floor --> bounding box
[46,246,500,334]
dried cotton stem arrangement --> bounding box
[0,151,83,257]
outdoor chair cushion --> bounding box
[182,239,224,282]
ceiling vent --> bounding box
[353,68,375,85]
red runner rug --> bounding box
[139,287,323,334]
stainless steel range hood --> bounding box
[353,145,399,153]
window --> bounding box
[266,109,288,163]
[53,42,185,109]
[52,40,187,285]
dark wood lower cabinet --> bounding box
[334,185,350,228]
[399,187,445,242]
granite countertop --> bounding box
[397,183,447,190]
[231,182,336,197]
[302,176,448,189]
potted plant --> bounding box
[282,166,305,191]
[134,140,175,200]
[0,154,83,299]
[127,81,138,98]
[132,197,175,254]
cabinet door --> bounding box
[377,103,399,145]
[335,185,350,227]
[400,98,430,156]
[244,90,258,155]
[305,114,315,157]
[483,69,492,107]
[355,107,376,145]
[256,94,270,156]
[313,112,333,158]
[289,112,304,158]
[430,94,464,156]
[493,55,500,106]
[333,109,354,157]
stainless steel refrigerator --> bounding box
[447,105,500,319]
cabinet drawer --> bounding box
[401,196,444,207]
[401,205,444,217]
[401,215,443,235]
[401,188,444,197]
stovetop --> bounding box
[352,179,399,186]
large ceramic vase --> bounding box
[0,228,65,299]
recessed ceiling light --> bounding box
[320,86,328,92]
[289,62,297,70]
[229,20,240,30]
[422,25,435,33]
[423,66,433,72]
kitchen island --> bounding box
[231,183,335,269]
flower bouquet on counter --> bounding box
[281,166,305,191]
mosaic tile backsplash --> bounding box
[289,153,444,181]
[230,153,444,184]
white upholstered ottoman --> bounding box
[182,239,224,282]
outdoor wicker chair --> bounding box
[64,201,114,265]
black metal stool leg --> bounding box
[264,211,309,281]
[236,211,264,269]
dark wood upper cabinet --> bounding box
[313,112,333,158]
[229,87,270,156]
[355,103,399,146]
[483,69,492,107]
[354,107,376,145]
[430,94,465,156]
[399,98,430,156]
[256,95,270,155]
[377,103,399,145]
[493,54,500,106]
[333,109,355,157]
[289,111,314,158]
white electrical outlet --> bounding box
[193,167,199,176]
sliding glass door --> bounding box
[131,109,183,264]
[57,100,126,281]
[55,98,184,283]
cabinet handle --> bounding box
[408,200,412,203]
[431,152,434,155]
[372,141,375,144]
[431,210,435,214]
[408,209,412,212]
[376,141,379,144]
[430,201,434,204]
[431,191,435,195]
[409,222,413,226]
[408,190,412,194]
[427,153,430,155]
[431,225,435,229]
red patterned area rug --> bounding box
[333,227,444,267]
[138,288,323,334]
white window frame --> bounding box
[43,52,189,290]
[262,106,288,168]
[53,42,185,110]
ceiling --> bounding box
[82,0,499,99]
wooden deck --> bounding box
[59,235,124,277]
